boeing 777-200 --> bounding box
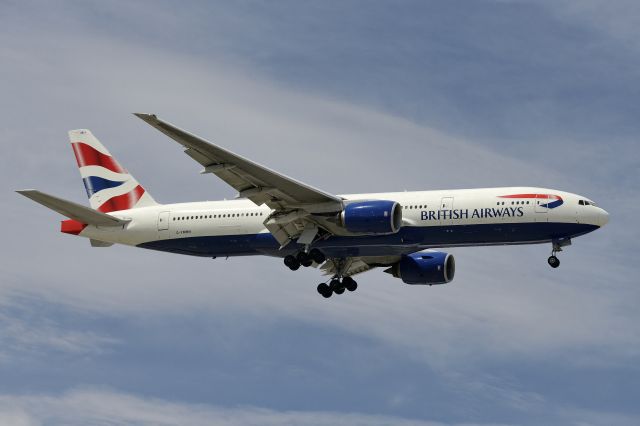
[17,114,609,298]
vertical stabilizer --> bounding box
[69,129,158,212]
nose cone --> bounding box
[598,208,609,227]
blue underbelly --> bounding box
[137,222,599,258]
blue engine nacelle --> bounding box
[387,251,455,285]
[341,200,402,234]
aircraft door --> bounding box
[157,211,170,231]
[535,194,548,221]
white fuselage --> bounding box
[73,186,608,259]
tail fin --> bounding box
[69,129,158,212]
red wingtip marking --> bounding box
[61,219,87,235]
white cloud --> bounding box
[0,388,481,426]
[1,387,638,426]
[543,1,640,50]
[0,298,119,363]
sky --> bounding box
[1,1,639,425]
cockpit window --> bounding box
[579,199,597,206]
[579,200,584,205]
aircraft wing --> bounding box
[135,113,345,247]
[134,113,342,212]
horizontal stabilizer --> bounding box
[16,190,129,226]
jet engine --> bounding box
[340,200,402,234]
[386,251,455,285]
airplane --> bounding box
[17,113,609,298]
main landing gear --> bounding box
[283,248,326,271]
[317,276,358,298]
[283,250,357,298]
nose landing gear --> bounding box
[548,238,571,269]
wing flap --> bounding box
[321,255,403,278]
[16,190,129,226]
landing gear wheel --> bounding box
[317,283,332,298]
[343,277,358,292]
[548,255,560,268]
[329,278,345,295]
[309,249,326,264]
[284,255,300,271]
[297,252,313,267]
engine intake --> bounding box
[387,251,455,285]
[341,200,402,234]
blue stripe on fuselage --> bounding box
[137,222,599,258]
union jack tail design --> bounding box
[69,129,157,213]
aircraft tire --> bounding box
[309,249,326,264]
[284,255,300,270]
[317,283,332,298]
[297,252,313,267]
[344,277,358,292]
[548,255,560,268]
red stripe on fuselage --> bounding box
[499,194,561,200]
[498,194,543,199]
[61,219,87,235]
[97,185,145,213]
[71,142,126,174]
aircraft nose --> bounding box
[598,208,609,227]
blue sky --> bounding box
[1,1,639,425]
